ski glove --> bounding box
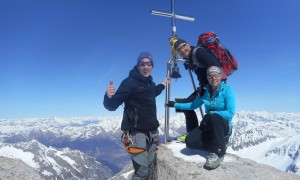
[183,60,194,70]
[197,85,205,97]
[166,101,175,107]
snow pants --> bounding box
[129,129,159,180]
[185,113,231,157]
[175,91,199,133]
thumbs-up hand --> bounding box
[106,80,115,98]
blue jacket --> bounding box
[174,82,235,127]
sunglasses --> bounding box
[207,73,221,79]
[177,43,187,52]
[139,61,153,67]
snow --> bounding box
[55,151,81,173]
[166,141,239,163]
[42,170,53,176]
[227,136,300,172]
[45,155,62,174]
[0,145,39,168]
[1,111,300,177]
[122,170,134,179]
[56,151,76,166]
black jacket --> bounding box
[103,66,165,132]
[187,46,221,86]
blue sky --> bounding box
[1,0,299,118]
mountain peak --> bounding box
[111,144,299,180]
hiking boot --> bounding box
[177,133,188,143]
[204,153,221,170]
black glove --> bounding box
[166,101,175,107]
[183,60,194,70]
[197,85,205,97]
[183,61,190,70]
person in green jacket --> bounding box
[166,66,236,170]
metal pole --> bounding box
[164,59,172,144]
[164,0,175,144]
[187,69,204,118]
[150,0,195,143]
[163,0,176,143]
[171,0,176,36]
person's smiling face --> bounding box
[177,43,191,58]
[137,58,153,77]
[207,72,222,88]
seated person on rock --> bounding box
[166,66,236,169]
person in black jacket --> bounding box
[103,51,168,180]
[173,39,221,142]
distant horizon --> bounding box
[1,110,300,119]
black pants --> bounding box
[175,91,199,133]
[185,113,230,157]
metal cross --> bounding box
[150,0,195,36]
[150,0,196,144]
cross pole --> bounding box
[150,0,195,144]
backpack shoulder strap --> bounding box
[192,46,206,68]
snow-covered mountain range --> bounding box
[0,140,113,179]
[228,111,300,175]
[0,111,299,179]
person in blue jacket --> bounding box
[104,51,168,179]
[166,66,235,170]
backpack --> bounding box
[196,32,238,78]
